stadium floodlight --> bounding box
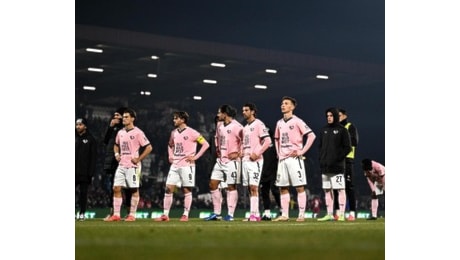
[193,96,202,100]
[86,48,103,53]
[147,73,157,78]
[254,84,267,89]
[203,79,217,84]
[316,75,329,79]
[210,62,226,68]
[265,69,277,74]
[151,55,159,60]
[140,91,151,95]
[83,85,96,91]
[88,67,103,72]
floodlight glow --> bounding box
[254,85,267,89]
[83,85,96,91]
[88,67,103,72]
[151,55,159,60]
[203,79,217,84]
[316,75,329,79]
[265,69,277,74]
[193,96,202,100]
[86,48,103,53]
[210,62,226,68]
[147,73,157,78]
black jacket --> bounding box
[75,130,97,183]
[318,108,352,174]
[103,121,123,171]
[340,118,359,162]
[261,141,278,182]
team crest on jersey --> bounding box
[130,136,135,139]
[227,130,231,134]
[83,139,88,143]
[250,127,254,131]
[184,136,189,140]
[333,130,339,134]
[289,126,294,130]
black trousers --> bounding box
[76,182,89,214]
[260,179,281,211]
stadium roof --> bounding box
[76,24,384,110]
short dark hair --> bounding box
[115,107,127,115]
[125,108,137,119]
[362,158,372,171]
[219,104,236,118]
[174,111,189,123]
[243,102,257,115]
[338,108,347,115]
[282,96,297,107]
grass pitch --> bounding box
[76,218,384,259]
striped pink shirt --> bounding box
[216,119,243,163]
[274,115,313,160]
[168,127,203,167]
[115,126,150,168]
[242,118,270,162]
[366,160,385,191]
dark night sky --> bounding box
[76,0,384,64]
[76,0,385,168]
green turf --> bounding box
[76,218,384,259]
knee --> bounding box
[209,182,218,190]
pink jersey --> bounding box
[366,160,385,184]
[216,119,243,163]
[168,127,203,167]
[115,126,150,168]
[274,115,313,160]
[242,119,270,162]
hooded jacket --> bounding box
[75,129,97,183]
[103,118,124,171]
[318,107,352,174]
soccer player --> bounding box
[272,96,316,222]
[317,107,352,222]
[102,107,134,220]
[204,105,243,221]
[362,158,385,220]
[241,103,271,221]
[75,117,97,221]
[104,108,152,222]
[155,111,210,222]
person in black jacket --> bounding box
[333,108,359,221]
[102,107,134,220]
[75,117,97,221]
[259,129,281,220]
[317,107,352,222]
